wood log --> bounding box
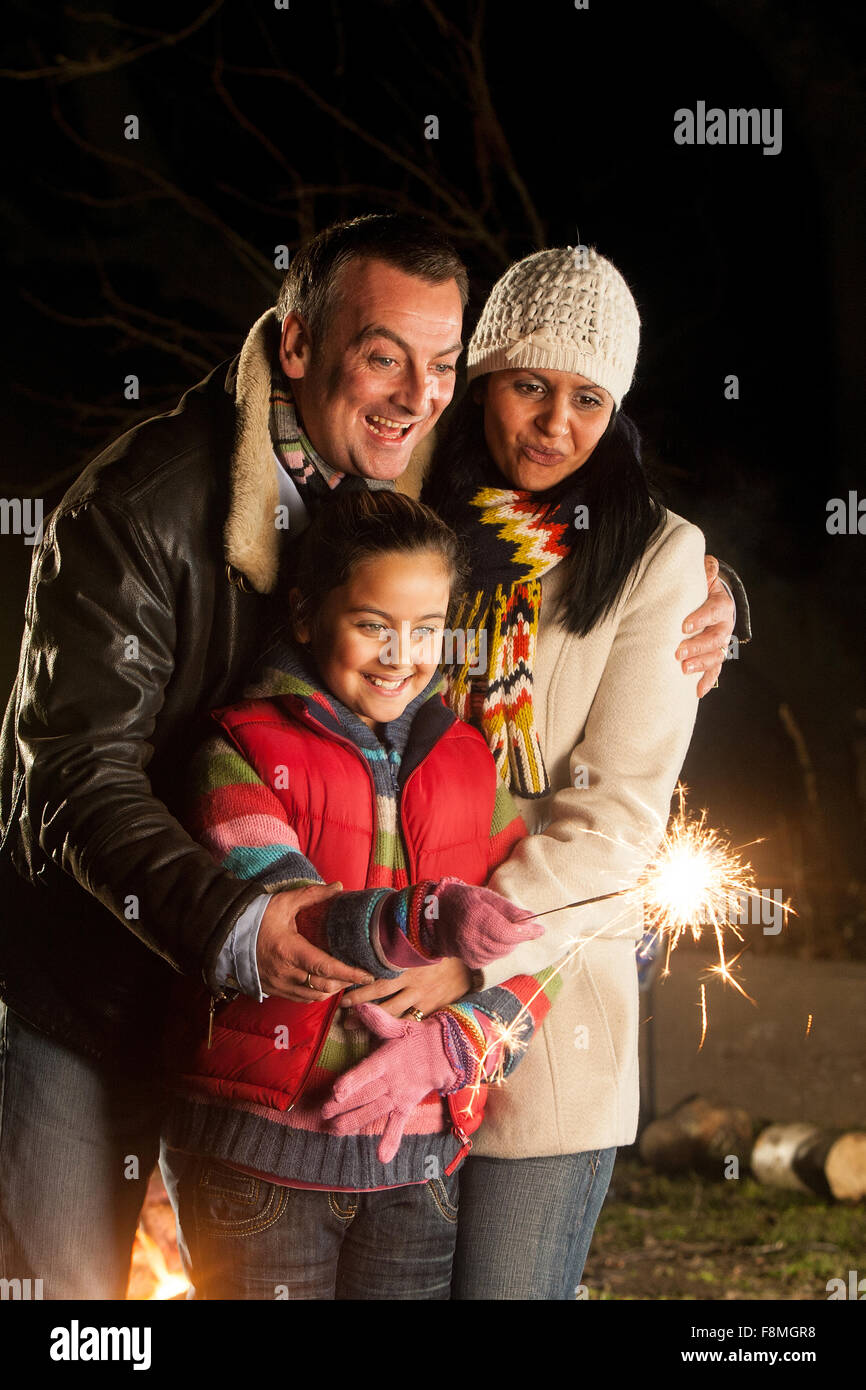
[639,1094,753,1175]
[639,1116,699,1172]
[639,1097,865,1200]
[824,1132,866,1201]
[751,1124,866,1200]
[750,1123,829,1194]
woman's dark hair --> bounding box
[421,386,666,637]
[288,488,466,637]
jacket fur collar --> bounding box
[224,309,282,594]
[222,308,433,593]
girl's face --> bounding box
[480,368,615,492]
[295,550,451,729]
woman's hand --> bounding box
[341,957,473,1030]
[676,554,736,698]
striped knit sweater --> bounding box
[164,645,564,1189]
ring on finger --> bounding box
[405,1007,424,1021]
[305,970,314,989]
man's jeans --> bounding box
[161,1146,459,1300]
[451,1148,616,1299]
[0,1002,166,1300]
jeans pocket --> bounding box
[327,1192,358,1223]
[194,1159,287,1237]
[425,1171,459,1224]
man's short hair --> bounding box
[275,214,469,341]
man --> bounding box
[0,214,741,1298]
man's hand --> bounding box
[342,957,473,1029]
[256,882,377,1000]
[676,554,736,698]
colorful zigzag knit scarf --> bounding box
[442,486,578,799]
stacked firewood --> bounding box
[639,1094,866,1199]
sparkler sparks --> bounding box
[469,784,793,1108]
[639,786,784,1004]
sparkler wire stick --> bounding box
[519,888,628,920]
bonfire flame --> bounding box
[128,1225,189,1301]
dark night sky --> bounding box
[2,0,864,949]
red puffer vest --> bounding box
[175,689,524,1173]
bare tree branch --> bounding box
[221,62,508,263]
[465,43,547,250]
[8,383,195,478]
[45,184,166,210]
[216,179,477,246]
[48,97,279,296]
[20,291,216,373]
[421,0,547,249]
[471,0,487,49]
[421,0,473,55]
[210,55,300,185]
[213,184,298,219]
[96,279,238,356]
[66,8,200,40]
[0,0,226,82]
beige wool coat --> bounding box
[406,455,707,1157]
[473,517,707,1156]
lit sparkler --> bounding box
[468,784,793,1108]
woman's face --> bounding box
[480,368,615,491]
[295,550,451,729]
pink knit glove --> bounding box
[427,880,543,969]
[321,1003,461,1163]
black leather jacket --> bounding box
[0,357,278,1070]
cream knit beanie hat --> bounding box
[466,246,641,408]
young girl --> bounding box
[161,489,562,1300]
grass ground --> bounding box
[582,1156,864,1300]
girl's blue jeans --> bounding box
[161,1145,458,1300]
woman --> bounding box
[330,245,720,1298]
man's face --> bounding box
[279,258,464,481]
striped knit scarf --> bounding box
[441,486,579,799]
[269,371,392,509]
